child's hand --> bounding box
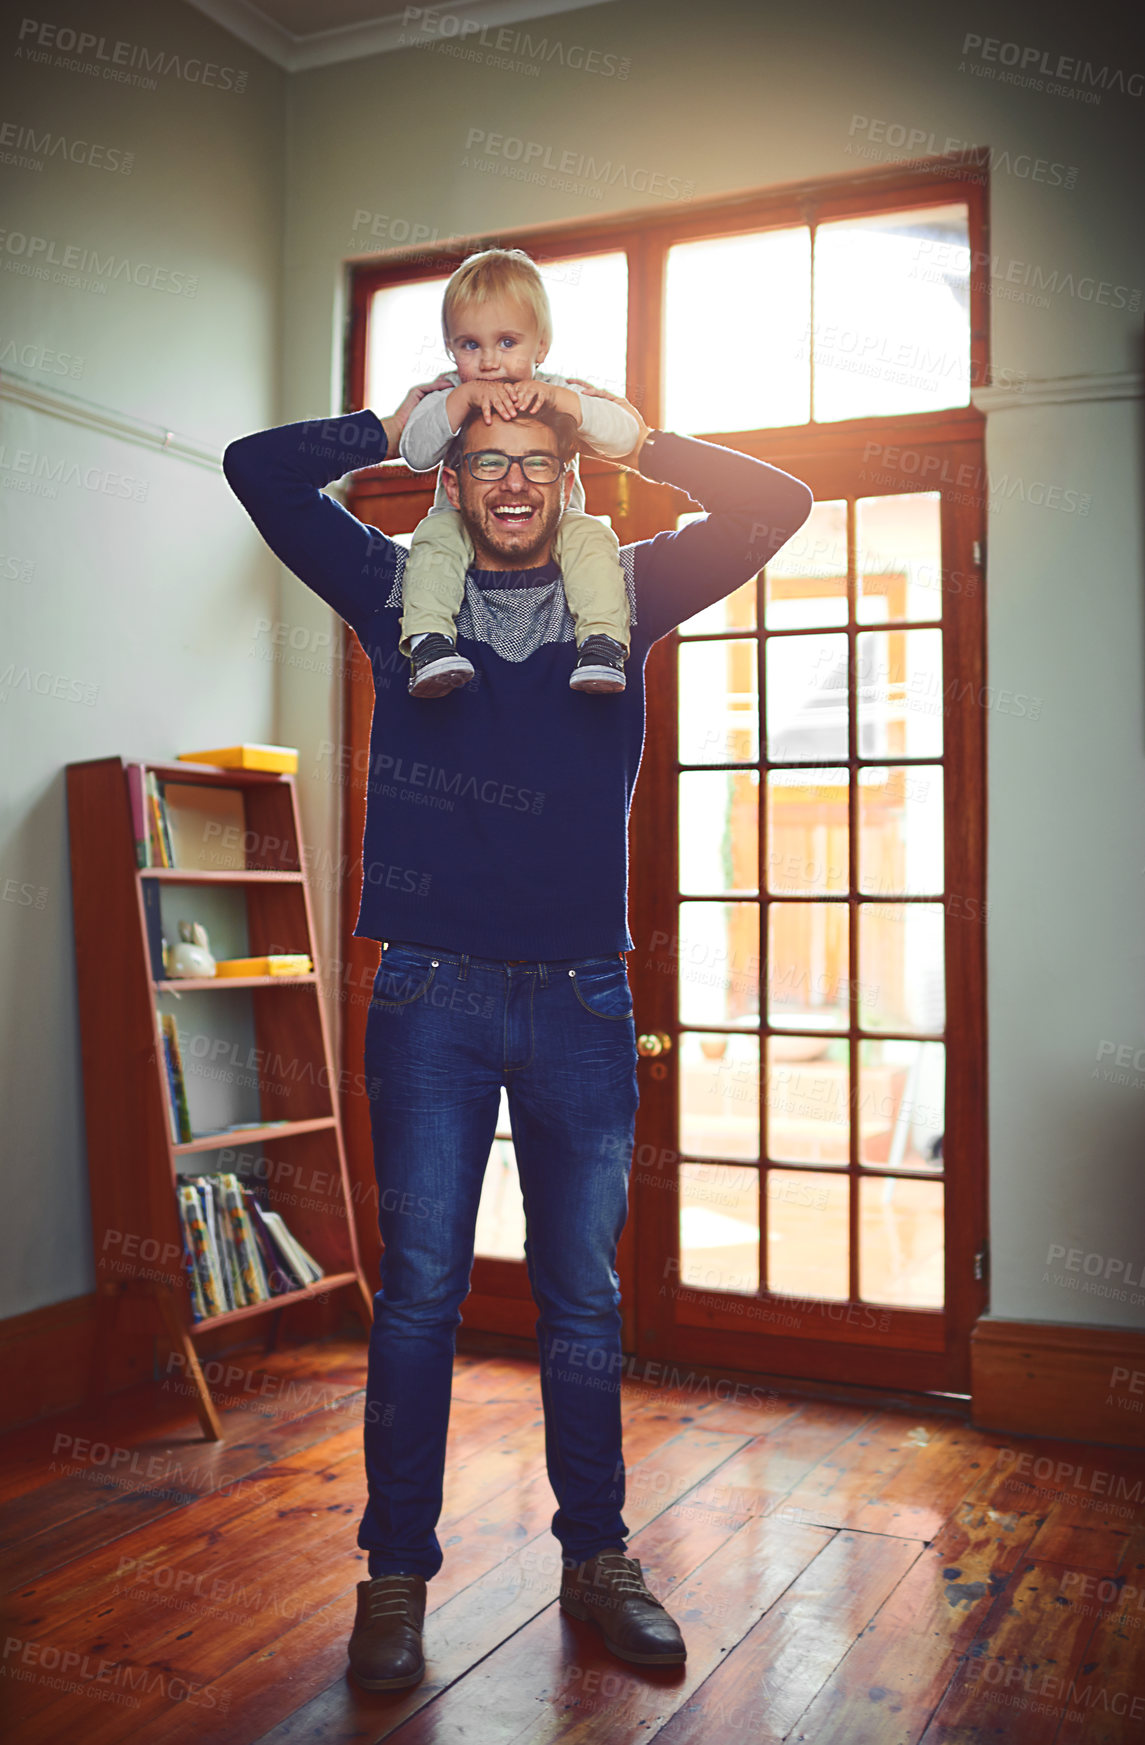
[512,379,583,420]
[466,379,519,424]
[511,378,555,414]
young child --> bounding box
[398,248,639,698]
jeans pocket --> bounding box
[372,950,438,1008]
[569,960,634,1021]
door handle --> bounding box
[637,1032,673,1057]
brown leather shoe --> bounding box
[347,1574,427,1690]
[559,1549,686,1665]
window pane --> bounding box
[857,628,944,759]
[679,640,759,764]
[681,577,757,636]
[678,512,757,633]
[813,204,970,422]
[765,499,847,629]
[665,228,811,432]
[858,1040,945,1170]
[859,1176,944,1307]
[767,1170,848,1299]
[766,633,849,762]
[857,493,943,625]
[680,1032,759,1161]
[766,769,849,895]
[858,765,944,898]
[768,901,849,1030]
[535,252,628,395]
[679,900,759,1027]
[365,253,628,427]
[680,770,759,896]
[858,903,945,1034]
[366,276,453,422]
[766,1037,849,1165]
[680,1162,759,1293]
[474,1089,525,1259]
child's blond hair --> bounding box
[441,248,553,353]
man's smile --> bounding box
[488,498,540,527]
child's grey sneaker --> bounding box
[570,634,627,694]
[409,633,475,698]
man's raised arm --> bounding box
[630,429,814,646]
[222,384,441,640]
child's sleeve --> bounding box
[399,388,458,472]
[566,389,640,460]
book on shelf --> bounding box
[198,1175,237,1311]
[177,1171,324,1317]
[221,1173,269,1303]
[159,1014,192,1143]
[145,771,173,868]
[260,1211,324,1286]
[178,1183,223,1319]
[127,768,247,873]
[159,1023,179,1145]
[142,882,167,978]
[177,743,298,773]
[243,1192,295,1296]
[130,767,172,869]
[179,1203,207,1323]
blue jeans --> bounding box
[358,939,640,1580]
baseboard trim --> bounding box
[0,1288,361,1433]
[9,1298,1143,1447]
[971,1317,1145,1448]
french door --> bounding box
[625,419,986,1395]
[343,166,989,1394]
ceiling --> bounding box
[184,0,617,71]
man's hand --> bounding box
[447,378,520,430]
[379,374,453,453]
[566,380,651,469]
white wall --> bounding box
[5,0,1143,1337]
[280,0,1145,1331]
[0,0,285,1317]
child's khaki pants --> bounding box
[399,507,631,658]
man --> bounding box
[222,385,812,1691]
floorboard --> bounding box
[1,1336,1142,1744]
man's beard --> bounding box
[459,481,564,568]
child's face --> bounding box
[447,297,548,382]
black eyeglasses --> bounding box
[461,450,566,484]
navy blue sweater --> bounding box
[222,413,812,960]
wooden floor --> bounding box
[3,1336,1145,1743]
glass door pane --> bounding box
[474,1088,525,1260]
[672,487,952,1317]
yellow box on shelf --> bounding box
[176,743,298,773]
[215,954,313,978]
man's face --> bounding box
[442,413,573,570]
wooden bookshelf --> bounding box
[65,756,374,1440]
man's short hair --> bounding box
[443,405,579,475]
[441,248,553,352]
